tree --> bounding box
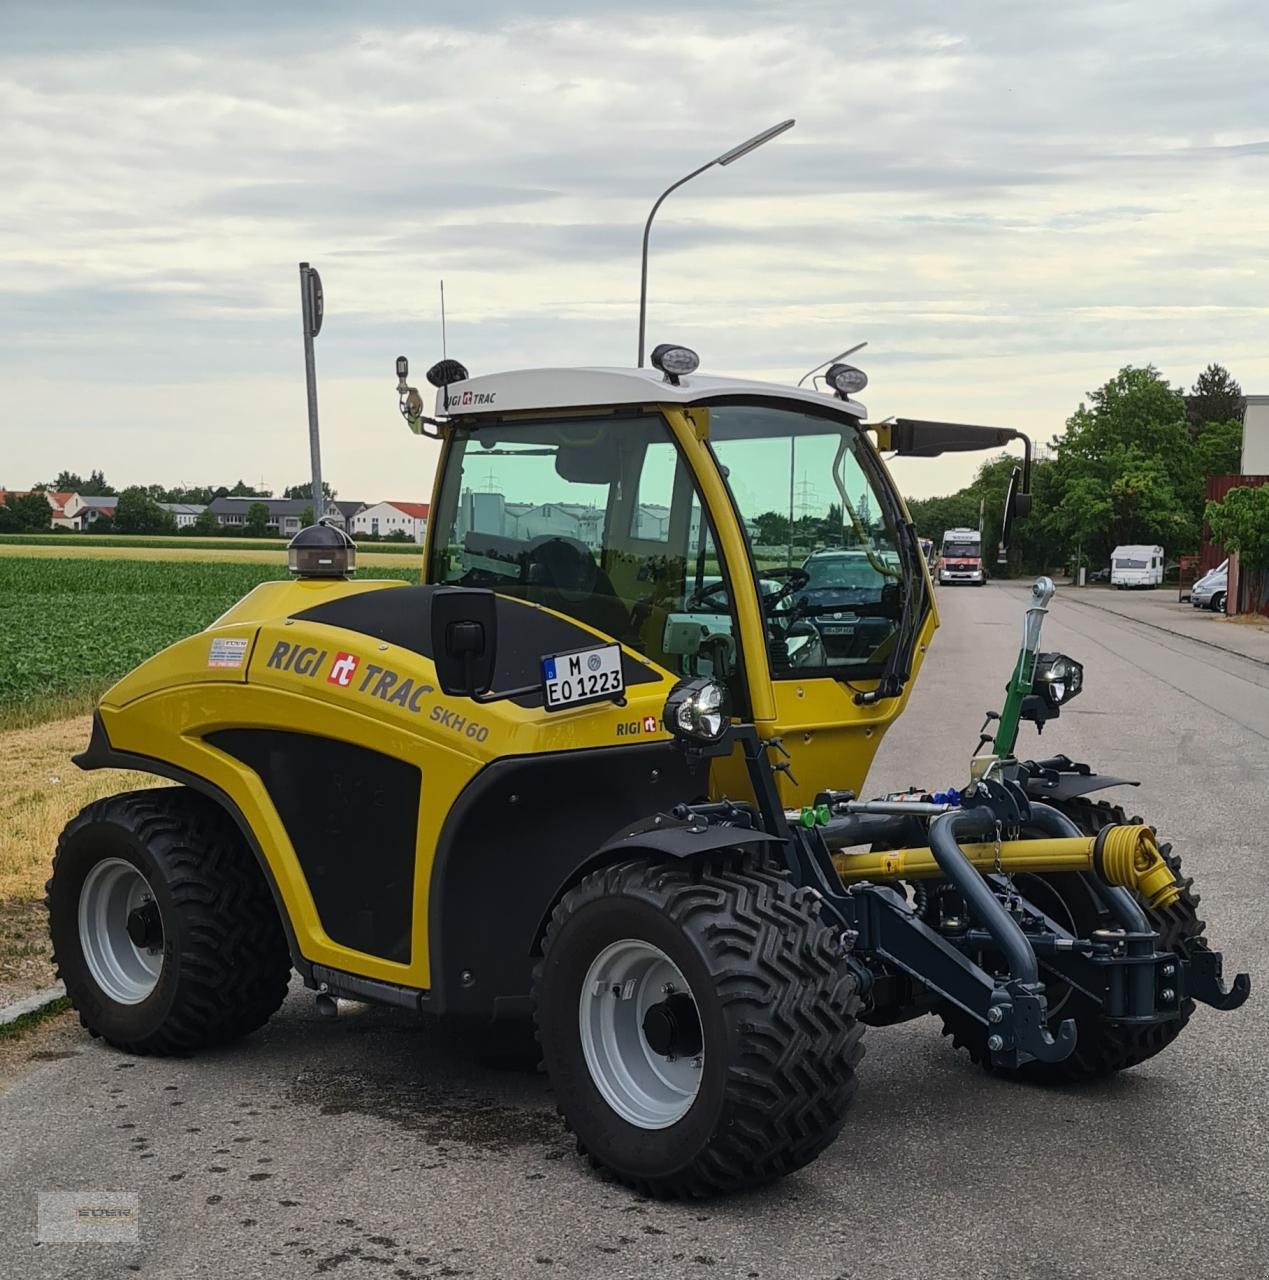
[114,486,176,535]
[283,481,335,500]
[752,511,790,546]
[228,479,270,498]
[0,502,20,533]
[1192,417,1243,481]
[245,502,271,538]
[193,507,219,535]
[51,469,115,496]
[299,505,315,528]
[1206,485,1269,570]
[12,491,53,531]
[1187,363,1244,436]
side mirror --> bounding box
[430,588,498,697]
[998,466,1031,562]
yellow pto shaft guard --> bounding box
[833,824,1181,910]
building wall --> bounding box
[350,503,426,542]
[1243,397,1269,475]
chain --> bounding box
[993,820,1004,878]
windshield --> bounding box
[428,413,750,703]
[706,403,915,678]
[803,555,886,592]
[943,539,980,559]
[428,401,919,692]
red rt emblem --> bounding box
[328,652,359,687]
[642,715,658,733]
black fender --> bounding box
[529,819,782,962]
[1021,755,1139,804]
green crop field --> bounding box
[0,556,420,722]
[0,533,420,555]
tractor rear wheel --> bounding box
[48,787,291,1055]
[939,796,1205,1082]
[533,853,864,1197]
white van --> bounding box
[1110,544,1164,589]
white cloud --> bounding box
[1,1,1267,502]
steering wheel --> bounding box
[690,568,810,614]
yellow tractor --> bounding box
[49,345,1248,1196]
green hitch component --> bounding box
[992,576,1056,758]
[799,804,832,829]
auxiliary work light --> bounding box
[1033,652,1084,707]
[650,344,700,385]
[825,363,868,398]
[663,676,730,743]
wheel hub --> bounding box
[125,900,163,951]
[641,992,702,1059]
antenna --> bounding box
[439,279,450,412]
[797,342,867,388]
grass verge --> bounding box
[0,997,70,1041]
[0,715,160,901]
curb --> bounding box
[1059,592,1269,670]
[0,983,67,1029]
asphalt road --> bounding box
[3,581,1266,1279]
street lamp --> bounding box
[636,119,795,367]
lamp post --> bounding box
[637,119,795,367]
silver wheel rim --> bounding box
[578,938,702,1130]
[77,858,164,1004]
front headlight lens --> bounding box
[1033,652,1083,707]
[663,677,730,743]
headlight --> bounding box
[1033,652,1083,707]
[663,677,730,743]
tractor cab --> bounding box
[404,348,1030,802]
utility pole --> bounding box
[299,263,324,522]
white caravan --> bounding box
[1110,544,1164,589]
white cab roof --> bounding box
[433,366,866,421]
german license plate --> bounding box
[541,643,625,712]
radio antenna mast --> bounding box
[439,279,450,411]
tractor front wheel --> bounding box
[48,787,292,1055]
[533,854,864,1197]
[939,797,1205,1082]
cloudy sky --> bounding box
[2,0,1267,503]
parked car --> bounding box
[793,550,895,660]
[1191,560,1228,612]
[1088,566,1111,583]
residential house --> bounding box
[207,496,365,536]
[157,502,207,529]
[77,496,119,529]
[350,501,429,542]
[0,489,86,530]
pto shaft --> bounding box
[833,824,1180,909]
